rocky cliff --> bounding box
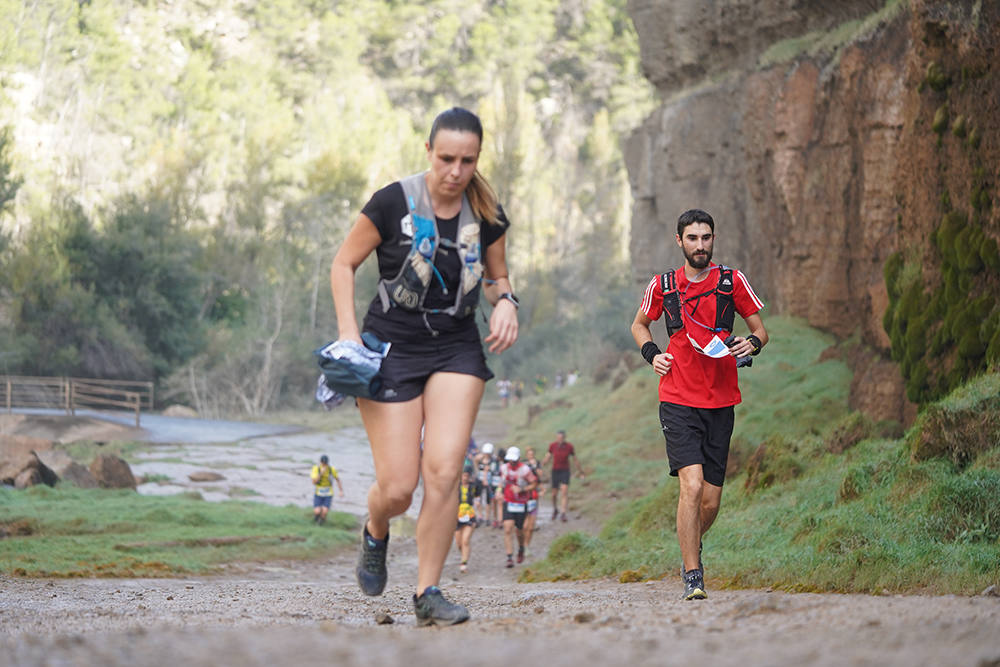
[625,0,999,423]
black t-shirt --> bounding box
[361,181,509,339]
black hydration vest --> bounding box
[660,266,736,337]
[376,172,483,319]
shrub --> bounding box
[908,374,1000,466]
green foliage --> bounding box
[884,205,1000,402]
[951,114,967,138]
[924,61,951,92]
[0,196,204,379]
[0,126,21,219]
[932,104,949,134]
[0,0,654,412]
[0,486,356,577]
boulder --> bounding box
[162,404,198,418]
[89,454,137,490]
[14,466,43,489]
[2,451,58,488]
[36,449,99,489]
[187,471,225,482]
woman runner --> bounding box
[330,107,519,626]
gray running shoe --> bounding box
[682,568,707,601]
[413,586,470,627]
[356,525,388,596]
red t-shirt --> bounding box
[500,461,536,503]
[639,264,764,408]
[548,441,575,470]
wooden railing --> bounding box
[1,376,154,427]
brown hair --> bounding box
[429,107,499,226]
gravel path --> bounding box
[2,408,1000,666]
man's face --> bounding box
[556,432,565,443]
[676,222,714,270]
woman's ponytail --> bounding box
[466,170,499,226]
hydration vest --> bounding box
[376,172,483,319]
[660,266,736,337]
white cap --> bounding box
[505,446,520,462]
[481,442,494,454]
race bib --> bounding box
[506,502,526,513]
[527,499,538,513]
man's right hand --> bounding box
[652,352,674,376]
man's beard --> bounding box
[684,247,712,269]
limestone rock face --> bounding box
[625,0,1000,423]
[89,454,137,490]
[628,0,884,95]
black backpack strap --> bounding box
[661,270,683,335]
[714,266,736,333]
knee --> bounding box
[701,496,720,515]
[678,477,704,503]
[422,466,461,497]
[378,482,415,510]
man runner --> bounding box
[630,208,768,601]
[499,446,537,567]
[310,455,344,525]
[541,430,583,522]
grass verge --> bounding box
[0,486,356,577]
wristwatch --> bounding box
[498,292,520,309]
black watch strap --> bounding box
[498,292,520,309]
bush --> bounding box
[908,374,1000,466]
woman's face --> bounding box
[426,129,480,199]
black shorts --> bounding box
[550,468,571,488]
[362,328,494,402]
[502,502,527,529]
[659,401,735,487]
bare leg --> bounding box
[523,514,536,547]
[558,483,569,515]
[503,519,515,556]
[416,373,485,595]
[676,465,705,572]
[357,397,424,539]
[700,482,723,536]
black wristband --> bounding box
[641,341,662,365]
[747,334,763,356]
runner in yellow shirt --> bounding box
[311,455,344,525]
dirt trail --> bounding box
[2,405,1000,666]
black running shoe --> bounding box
[356,524,388,596]
[506,555,514,569]
[682,568,707,601]
[413,586,470,627]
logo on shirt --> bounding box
[400,213,413,238]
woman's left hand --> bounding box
[485,298,519,354]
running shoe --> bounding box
[560,513,567,522]
[506,555,514,569]
[517,546,525,564]
[413,586,470,627]
[682,568,707,601]
[356,524,389,596]
[460,562,468,574]
[552,507,559,520]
